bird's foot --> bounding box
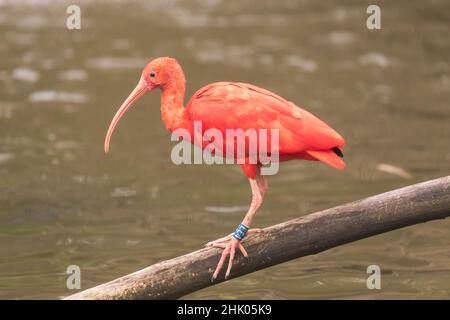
[211,237,248,281]
[205,228,262,248]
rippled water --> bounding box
[0,0,449,299]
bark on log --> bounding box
[65,176,450,300]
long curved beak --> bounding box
[104,77,149,153]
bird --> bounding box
[104,57,345,281]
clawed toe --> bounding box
[206,228,262,248]
[248,228,262,235]
[205,234,232,248]
[211,238,249,281]
[208,228,262,280]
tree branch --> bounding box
[64,176,450,300]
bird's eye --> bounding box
[150,71,156,78]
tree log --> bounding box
[65,176,450,300]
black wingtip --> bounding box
[332,147,344,158]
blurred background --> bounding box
[0,0,449,299]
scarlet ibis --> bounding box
[104,57,345,280]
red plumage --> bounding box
[186,82,346,176]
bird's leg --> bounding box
[257,174,268,199]
[205,176,267,247]
[211,177,265,280]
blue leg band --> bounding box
[233,223,249,241]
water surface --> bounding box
[0,0,449,299]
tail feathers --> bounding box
[332,146,344,158]
[306,149,346,169]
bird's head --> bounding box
[104,57,183,153]
[141,57,183,90]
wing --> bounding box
[186,82,345,155]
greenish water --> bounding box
[0,0,449,299]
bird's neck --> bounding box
[160,80,187,132]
